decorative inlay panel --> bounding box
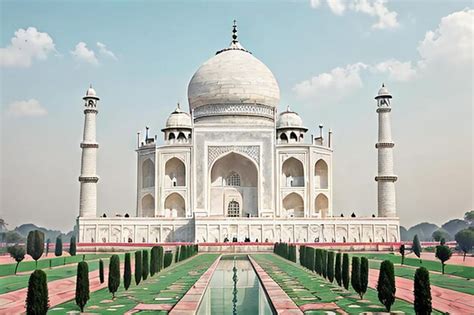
[194,103,274,119]
[208,145,260,167]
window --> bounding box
[227,201,240,217]
[226,172,241,186]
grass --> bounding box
[251,254,442,314]
[48,253,219,315]
[0,253,112,277]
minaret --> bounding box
[79,85,100,217]
[375,84,397,217]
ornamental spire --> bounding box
[232,19,238,44]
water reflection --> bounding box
[197,256,274,315]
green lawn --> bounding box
[48,254,219,315]
[0,253,112,277]
[251,254,441,314]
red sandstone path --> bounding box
[368,268,474,314]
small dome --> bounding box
[86,86,96,97]
[276,106,306,129]
[164,104,192,129]
[376,84,392,98]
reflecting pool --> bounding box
[197,255,274,315]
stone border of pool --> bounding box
[168,254,222,315]
[248,255,303,315]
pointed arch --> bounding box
[142,159,155,188]
[141,194,155,217]
[165,157,185,187]
[281,157,304,187]
[282,192,304,217]
[290,132,298,142]
[315,159,328,189]
[168,133,175,141]
[177,132,186,142]
[164,192,185,217]
[280,133,288,143]
[315,193,329,218]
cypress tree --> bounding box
[299,245,305,266]
[412,234,422,263]
[158,246,164,271]
[108,255,120,298]
[414,267,432,315]
[99,259,104,284]
[310,247,316,272]
[135,251,142,285]
[315,249,321,274]
[124,253,131,290]
[150,246,158,277]
[55,236,63,257]
[351,256,361,297]
[327,251,335,283]
[75,261,90,312]
[377,260,396,312]
[335,252,342,286]
[342,253,350,289]
[175,246,180,263]
[322,250,328,279]
[360,257,368,299]
[69,236,77,256]
[179,245,186,261]
[164,251,173,268]
[26,269,49,315]
[399,244,405,265]
[142,250,149,280]
[27,230,44,268]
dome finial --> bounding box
[382,83,385,88]
[232,19,238,44]
[286,105,291,112]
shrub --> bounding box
[299,245,305,265]
[309,247,316,271]
[399,244,405,265]
[432,229,451,242]
[435,245,452,274]
[150,246,158,277]
[69,236,77,256]
[108,255,120,298]
[360,257,368,299]
[377,260,395,312]
[75,261,90,312]
[412,234,422,263]
[26,269,49,314]
[175,246,180,263]
[335,252,342,286]
[322,250,328,279]
[135,251,142,285]
[414,267,432,314]
[7,244,25,275]
[179,245,186,261]
[327,251,335,283]
[164,251,173,268]
[342,253,350,289]
[99,259,104,284]
[158,246,164,272]
[55,236,63,257]
[27,230,44,268]
[124,253,131,290]
[289,245,297,262]
[351,256,361,297]
[455,228,474,261]
[142,250,149,280]
[315,249,322,275]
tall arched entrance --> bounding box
[210,152,258,217]
[282,192,304,217]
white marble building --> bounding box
[77,24,400,244]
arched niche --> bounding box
[280,133,288,143]
[165,157,185,187]
[164,192,185,218]
[281,157,304,187]
[315,159,328,189]
[142,159,155,188]
[290,132,298,143]
[315,193,329,218]
[282,192,304,217]
[177,132,186,142]
[141,194,155,217]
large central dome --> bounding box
[187,26,280,119]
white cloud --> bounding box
[71,42,98,65]
[372,59,416,81]
[97,42,117,60]
[6,99,47,117]
[0,27,55,68]
[310,0,399,29]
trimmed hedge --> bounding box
[335,252,342,286]
[108,255,120,298]
[26,269,49,314]
[124,253,131,290]
[75,261,89,312]
[414,267,432,314]
[377,260,396,312]
[99,259,104,284]
[164,252,173,268]
[134,251,142,285]
[142,250,149,280]
[327,251,335,283]
[342,253,350,290]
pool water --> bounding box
[197,256,274,315]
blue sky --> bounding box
[1,0,472,231]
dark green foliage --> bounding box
[322,250,328,279]
[7,244,25,275]
[124,253,131,290]
[360,257,368,299]
[55,236,63,257]
[288,245,297,262]
[327,251,335,283]
[108,255,120,298]
[299,245,305,265]
[432,229,451,242]
[26,269,49,314]
[27,230,44,268]
[351,256,361,297]
[308,247,315,271]
[150,246,158,277]
[69,236,77,256]
[399,244,405,265]
[377,260,395,312]
[164,251,173,268]
[45,239,50,257]
[414,267,432,315]
[175,246,180,263]
[335,252,342,286]
[412,234,422,263]
[134,251,142,285]
[158,246,164,272]
[99,259,104,284]
[142,250,149,280]
[455,228,474,261]
[435,245,452,274]
[179,245,186,261]
[342,253,350,290]
[273,242,290,260]
[75,261,89,312]
[315,249,322,275]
